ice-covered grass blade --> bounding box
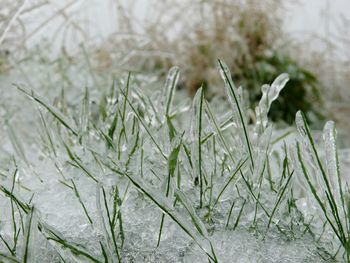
[16,85,79,136]
[233,199,246,230]
[217,59,254,168]
[22,207,34,263]
[62,141,99,183]
[80,87,90,142]
[191,87,205,207]
[164,66,180,118]
[123,172,217,262]
[0,252,20,263]
[267,170,294,231]
[213,158,247,207]
[157,134,183,246]
[119,78,167,160]
[70,180,93,225]
[38,222,102,263]
[174,189,208,237]
[295,111,346,245]
[294,141,345,245]
[323,121,348,232]
[254,74,289,136]
[38,109,57,157]
[0,186,31,214]
[204,100,235,163]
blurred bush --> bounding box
[236,51,322,124]
[0,0,325,125]
[100,0,324,124]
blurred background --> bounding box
[1,0,349,136]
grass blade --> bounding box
[267,170,294,231]
[233,199,246,230]
[38,222,102,263]
[123,172,216,261]
[62,141,99,182]
[293,142,344,244]
[164,66,180,118]
[191,87,205,207]
[217,59,254,168]
[204,100,235,163]
[213,158,247,207]
[119,78,167,160]
[16,85,78,136]
[71,180,93,225]
[22,207,34,263]
[296,111,346,243]
[323,121,348,232]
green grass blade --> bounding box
[123,172,216,261]
[38,109,57,157]
[0,252,20,263]
[225,200,236,228]
[0,234,14,256]
[22,207,34,263]
[233,199,246,230]
[80,87,90,140]
[158,135,182,246]
[218,59,254,168]
[62,142,99,182]
[191,87,205,207]
[71,180,93,225]
[119,79,167,160]
[213,158,247,207]
[296,111,345,241]
[16,85,78,136]
[101,187,122,262]
[204,100,235,163]
[111,186,124,248]
[323,121,348,232]
[0,186,31,214]
[174,189,208,237]
[164,66,180,118]
[267,170,294,231]
[293,142,344,244]
[38,222,102,263]
[121,73,130,124]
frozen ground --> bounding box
[1,60,350,262]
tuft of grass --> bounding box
[293,111,350,260]
[2,61,347,262]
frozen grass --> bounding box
[0,60,349,262]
